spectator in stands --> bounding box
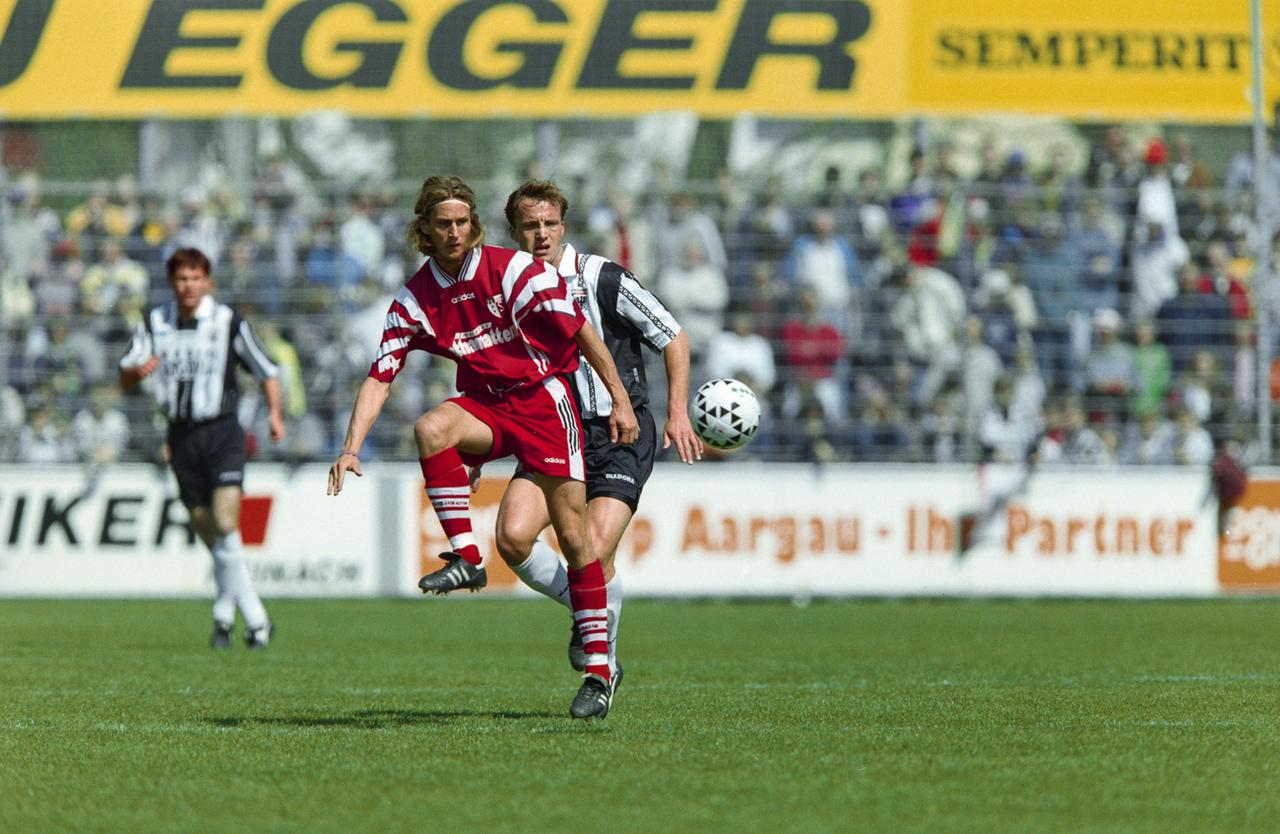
[588,188,655,282]
[65,180,130,262]
[960,316,1003,442]
[1171,133,1214,191]
[303,217,363,310]
[172,187,225,266]
[16,396,73,463]
[1020,214,1078,389]
[1069,195,1123,312]
[0,382,24,461]
[1199,239,1251,321]
[656,191,727,273]
[340,191,385,280]
[1174,349,1231,428]
[782,209,862,337]
[72,383,129,464]
[814,166,854,236]
[706,310,776,398]
[1037,144,1081,218]
[851,168,891,265]
[1132,212,1190,320]
[1231,322,1256,420]
[889,147,934,233]
[978,374,1041,464]
[1131,320,1172,418]
[972,139,1004,205]
[779,287,846,426]
[852,381,911,460]
[971,267,1030,366]
[890,263,965,408]
[1157,261,1232,373]
[1059,397,1113,464]
[1083,307,1135,424]
[656,237,729,365]
[1173,406,1215,465]
[738,175,796,271]
[1010,344,1047,431]
[81,238,147,315]
[1120,410,1176,465]
[35,239,81,317]
[35,319,88,399]
[998,150,1034,215]
[3,181,54,292]
[1136,138,1178,240]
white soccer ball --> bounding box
[691,378,760,451]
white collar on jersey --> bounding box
[429,247,480,288]
[173,294,216,322]
[557,242,579,278]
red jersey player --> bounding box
[326,175,637,719]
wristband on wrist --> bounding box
[339,449,360,459]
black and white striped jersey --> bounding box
[119,295,278,423]
[559,243,681,418]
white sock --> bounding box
[210,554,235,627]
[606,573,623,675]
[212,531,268,630]
[509,538,571,610]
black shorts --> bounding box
[514,406,657,513]
[167,415,246,509]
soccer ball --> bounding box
[691,378,760,451]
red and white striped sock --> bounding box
[568,560,611,686]
[420,450,482,566]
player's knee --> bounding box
[214,510,238,537]
[495,524,534,566]
[413,413,449,456]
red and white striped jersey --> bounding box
[368,245,585,397]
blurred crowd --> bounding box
[1,124,1276,468]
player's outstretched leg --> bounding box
[567,560,612,719]
[418,551,489,595]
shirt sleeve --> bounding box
[507,259,584,344]
[368,286,437,382]
[603,263,681,352]
[118,317,153,369]
[230,312,280,381]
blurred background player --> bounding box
[325,175,638,719]
[118,247,284,649]
[484,180,702,694]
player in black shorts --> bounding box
[482,181,703,698]
[119,247,285,649]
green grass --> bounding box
[2,599,1279,833]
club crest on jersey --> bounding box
[486,295,505,317]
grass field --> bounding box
[2,598,1279,833]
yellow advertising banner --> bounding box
[0,0,1273,120]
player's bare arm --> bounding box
[327,377,392,495]
[261,377,286,443]
[118,356,160,389]
[660,331,702,463]
[573,322,639,444]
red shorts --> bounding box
[449,375,585,481]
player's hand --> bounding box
[609,399,640,445]
[663,409,703,464]
[468,464,483,494]
[327,452,362,495]
[269,412,286,443]
[137,356,160,378]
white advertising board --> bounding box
[0,465,381,597]
[417,464,1221,598]
[2,462,1223,598]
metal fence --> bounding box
[0,128,1269,469]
